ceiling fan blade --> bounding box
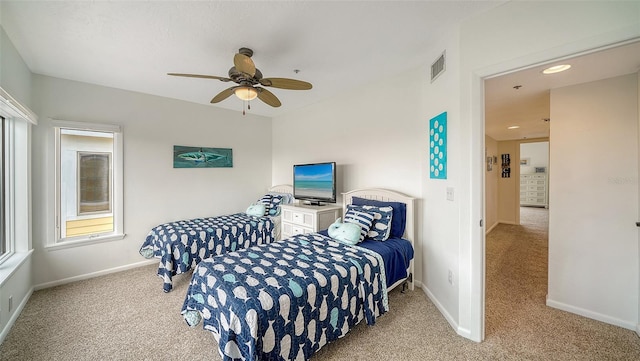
[167,73,231,82]
[259,77,312,90]
[234,53,256,77]
[211,86,238,103]
[256,88,282,107]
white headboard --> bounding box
[268,184,293,194]
[342,188,416,290]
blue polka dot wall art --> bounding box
[429,111,447,179]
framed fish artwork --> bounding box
[173,146,233,168]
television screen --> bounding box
[293,162,336,204]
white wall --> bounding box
[547,74,638,329]
[520,142,548,175]
[420,28,464,330]
[31,75,273,287]
[271,69,422,198]
[0,27,32,108]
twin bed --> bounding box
[139,185,294,292]
[177,188,416,360]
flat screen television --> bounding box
[293,162,337,205]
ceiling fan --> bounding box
[168,47,312,110]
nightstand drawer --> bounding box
[291,225,312,236]
[292,212,303,224]
[280,203,342,239]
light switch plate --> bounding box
[446,187,454,201]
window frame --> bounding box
[0,86,34,269]
[50,119,124,249]
[0,116,7,263]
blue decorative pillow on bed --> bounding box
[258,194,284,216]
[246,203,266,217]
[352,197,406,238]
[343,205,375,242]
[327,218,361,245]
[268,191,294,205]
[357,205,393,241]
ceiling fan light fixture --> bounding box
[542,64,571,74]
[234,86,258,101]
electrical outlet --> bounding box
[448,270,454,285]
[8,295,13,313]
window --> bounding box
[0,86,35,269]
[0,116,6,259]
[53,121,124,246]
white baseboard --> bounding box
[34,259,157,291]
[636,323,639,337]
[546,295,637,331]
[420,284,472,339]
[0,286,33,346]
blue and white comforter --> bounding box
[139,213,275,292]
[181,233,388,361]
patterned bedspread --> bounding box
[139,213,275,292]
[181,233,388,361]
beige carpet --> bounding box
[1,208,639,360]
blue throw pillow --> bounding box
[258,194,272,216]
[343,205,375,242]
[267,195,284,216]
[357,205,393,241]
[352,197,406,238]
[258,194,284,216]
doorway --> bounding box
[481,43,640,339]
[484,139,551,338]
[519,141,549,209]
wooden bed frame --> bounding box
[343,188,416,291]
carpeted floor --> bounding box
[1,207,639,360]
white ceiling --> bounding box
[3,1,638,137]
[485,40,640,141]
[0,0,504,117]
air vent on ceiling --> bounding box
[431,51,446,82]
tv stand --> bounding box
[304,201,325,206]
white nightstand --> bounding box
[280,203,342,239]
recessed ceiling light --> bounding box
[507,126,520,130]
[542,64,571,74]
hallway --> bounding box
[485,207,640,359]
